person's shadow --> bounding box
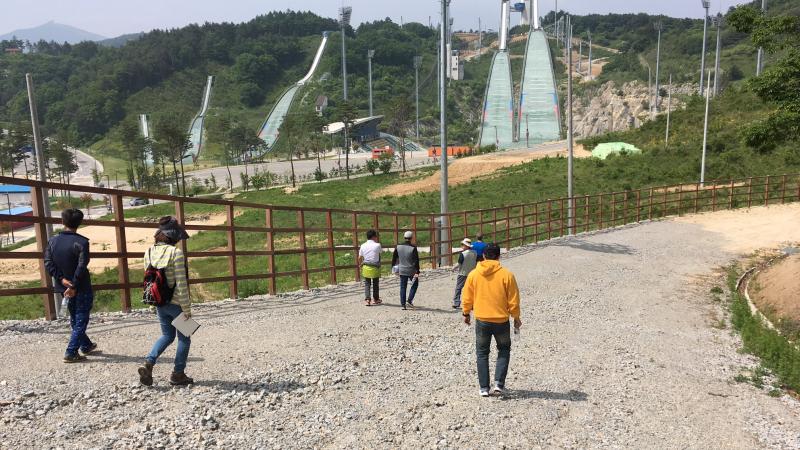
[501,389,588,401]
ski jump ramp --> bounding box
[186,75,214,162]
[257,32,330,152]
[518,30,561,144]
[478,52,515,149]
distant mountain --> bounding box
[98,32,144,48]
[0,21,106,44]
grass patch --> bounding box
[727,267,800,392]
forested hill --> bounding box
[566,0,799,86]
[0,11,338,144]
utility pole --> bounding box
[367,49,375,116]
[713,13,722,96]
[587,31,593,80]
[339,6,352,101]
[700,70,711,186]
[665,74,672,148]
[653,20,662,117]
[699,0,710,96]
[756,0,766,76]
[439,0,450,266]
[567,16,574,234]
[414,55,422,141]
[26,73,57,318]
[577,38,582,74]
[25,74,52,237]
[478,17,482,56]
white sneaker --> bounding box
[479,388,490,397]
[491,384,505,396]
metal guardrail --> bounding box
[1,173,798,320]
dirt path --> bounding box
[0,214,228,283]
[371,143,591,198]
[1,205,799,448]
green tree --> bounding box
[154,118,191,196]
[386,97,413,172]
[728,5,800,152]
[334,101,359,180]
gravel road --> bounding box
[1,205,800,449]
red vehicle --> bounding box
[372,147,395,159]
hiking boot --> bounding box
[479,388,490,397]
[138,361,154,386]
[372,298,383,305]
[407,302,416,310]
[170,371,194,386]
[491,384,505,396]
[63,354,86,363]
[80,343,99,355]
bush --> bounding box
[378,154,394,174]
[366,159,379,175]
[313,167,327,182]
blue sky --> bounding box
[1,0,749,38]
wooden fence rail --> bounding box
[1,174,799,320]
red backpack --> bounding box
[142,248,175,306]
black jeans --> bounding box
[475,319,511,390]
[364,277,380,300]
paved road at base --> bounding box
[1,205,799,448]
[185,150,436,189]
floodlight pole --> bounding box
[665,74,672,148]
[567,16,574,234]
[339,7,352,101]
[367,49,375,116]
[699,1,710,96]
[700,70,711,186]
[587,31,593,79]
[653,21,662,117]
[439,0,450,266]
[414,55,422,141]
[713,14,722,96]
[756,0,766,76]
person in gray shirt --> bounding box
[391,231,421,310]
[452,238,478,309]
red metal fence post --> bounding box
[505,206,511,250]
[326,211,337,285]
[113,194,131,312]
[297,210,309,290]
[265,208,276,295]
[352,213,361,282]
[764,175,770,206]
[226,204,238,299]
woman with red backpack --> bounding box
[138,216,194,386]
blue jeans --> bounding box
[475,320,512,390]
[399,275,418,306]
[146,303,191,373]
[66,291,94,356]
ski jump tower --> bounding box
[478,0,515,148]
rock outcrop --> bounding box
[570,80,695,138]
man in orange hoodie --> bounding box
[461,243,521,397]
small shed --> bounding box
[591,142,643,160]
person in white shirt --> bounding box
[358,229,382,306]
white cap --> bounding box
[404,231,413,239]
[461,238,472,247]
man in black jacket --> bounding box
[391,231,421,310]
[44,209,97,363]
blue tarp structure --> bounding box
[0,206,32,215]
[0,185,31,194]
